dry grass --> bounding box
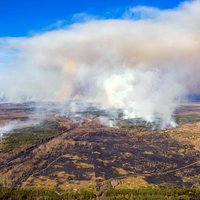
[115,176,153,189]
[115,168,128,175]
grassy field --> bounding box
[0,103,200,198]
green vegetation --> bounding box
[0,120,60,153]
[105,187,200,200]
[0,187,94,200]
[1,187,200,200]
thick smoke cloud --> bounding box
[0,0,200,128]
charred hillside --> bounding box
[0,102,200,191]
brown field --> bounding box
[0,102,200,192]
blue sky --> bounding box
[0,0,186,37]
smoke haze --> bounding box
[0,0,200,128]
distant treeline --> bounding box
[1,187,200,200]
[0,187,94,200]
[106,187,200,200]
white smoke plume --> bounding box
[0,120,41,138]
[0,0,200,128]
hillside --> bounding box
[0,102,200,199]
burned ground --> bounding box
[0,102,200,191]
